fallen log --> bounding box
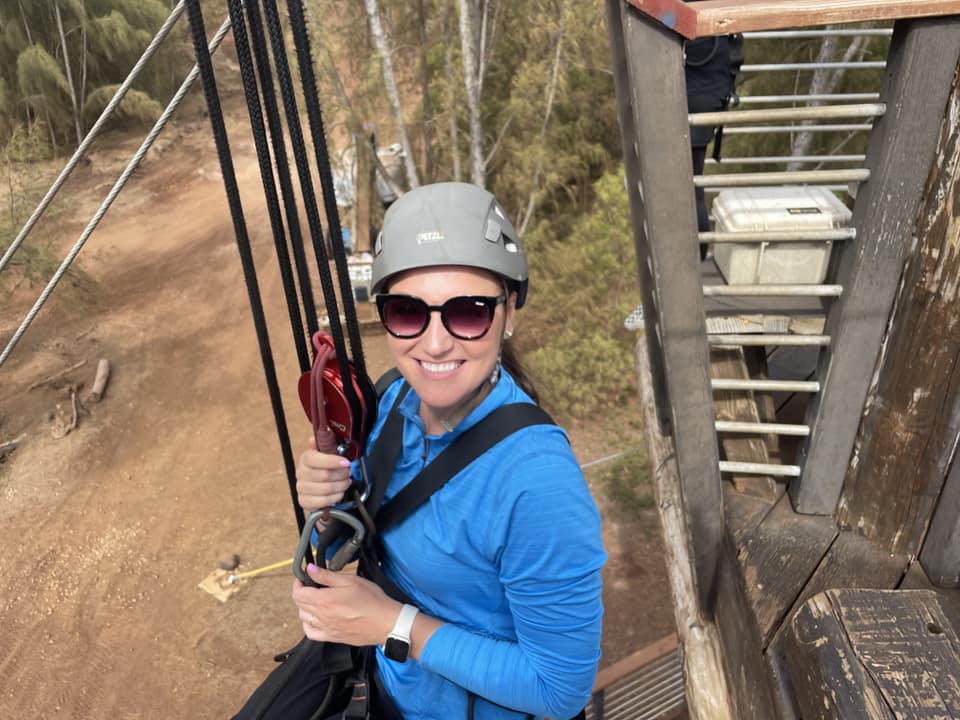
[87,358,111,403]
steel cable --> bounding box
[0,1,187,275]
[0,15,232,369]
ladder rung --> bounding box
[694,168,870,188]
[720,461,801,477]
[707,154,866,165]
[711,378,820,393]
[700,229,856,243]
[704,284,842,297]
[708,334,830,346]
[689,103,885,127]
[723,124,873,135]
[716,420,810,437]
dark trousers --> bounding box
[231,640,403,720]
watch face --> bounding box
[384,636,410,663]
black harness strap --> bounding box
[375,403,554,533]
[356,398,555,605]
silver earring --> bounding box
[503,329,513,340]
[490,355,502,384]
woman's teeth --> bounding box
[420,360,462,373]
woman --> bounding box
[288,182,604,719]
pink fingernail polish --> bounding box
[339,459,350,467]
[307,563,319,574]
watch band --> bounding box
[384,603,419,662]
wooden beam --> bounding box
[634,335,734,720]
[710,346,781,501]
[921,452,960,588]
[624,0,960,39]
[834,57,960,555]
[784,589,960,719]
[780,531,910,633]
[791,19,960,514]
[736,493,837,645]
[614,0,723,612]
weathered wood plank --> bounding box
[615,0,723,610]
[781,530,909,632]
[722,483,775,547]
[634,336,734,720]
[792,19,960,515]
[785,592,898,720]
[737,493,837,645]
[921,454,960,587]
[786,589,960,719]
[714,531,781,719]
[624,0,960,39]
[835,60,960,554]
[711,346,780,500]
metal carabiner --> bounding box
[331,455,371,511]
[293,508,367,586]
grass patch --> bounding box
[592,447,655,519]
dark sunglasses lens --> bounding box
[383,297,428,337]
[444,297,493,339]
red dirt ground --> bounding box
[0,107,675,717]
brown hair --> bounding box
[501,340,539,405]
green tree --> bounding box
[0,0,182,152]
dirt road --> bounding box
[0,112,674,718]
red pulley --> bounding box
[297,332,372,460]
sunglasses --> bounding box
[375,294,506,340]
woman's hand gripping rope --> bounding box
[293,563,398,646]
[296,434,353,514]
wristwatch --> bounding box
[383,603,419,663]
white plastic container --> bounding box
[711,186,852,285]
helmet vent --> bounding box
[485,219,502,243]
[504,241,519,254]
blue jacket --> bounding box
[363,372,606,719]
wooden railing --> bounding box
[624,0,960,38]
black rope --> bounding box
[285,0,370,384]
[243,0,321,349]
[225,0,311,373]
[185,0,307,536]
[260,0,364,434]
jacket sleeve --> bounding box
[418,446,606,718]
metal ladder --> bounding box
[609,0,960,611]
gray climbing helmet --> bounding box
[371,182,529,308]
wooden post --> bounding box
[609,0,723,612]
[921,456,960,587]
[636,337,734,720]
[835,59,960,556]
[354,124,376,254]
[791,19,960,515]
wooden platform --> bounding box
[625,0,960,39]
[716,484,960,718]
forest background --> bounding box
[0,0,889,507]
